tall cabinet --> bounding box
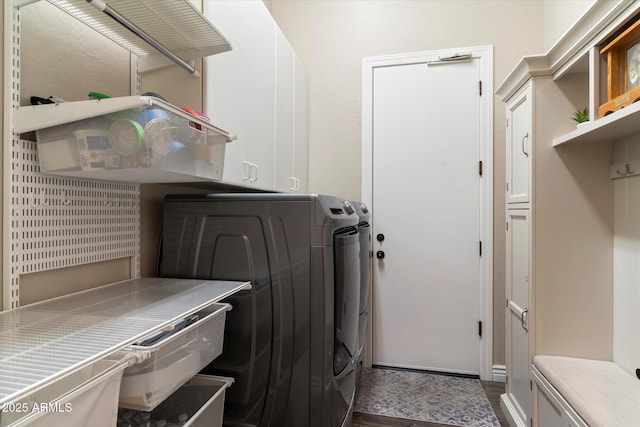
[496,2,640,425]
[503,81,533,427]
[498,65,613,427]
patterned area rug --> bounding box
[354,367,500,427]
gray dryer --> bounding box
[159,193,361,427]
[350,200,371,390]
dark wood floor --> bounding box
[352,381,509,427]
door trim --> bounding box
[361,45,494,380]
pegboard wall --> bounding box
[5,5,141,309]
[11,138,140,273]
[7,139,141,309]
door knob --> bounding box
[376,250,385,259]
[376,233,385,242]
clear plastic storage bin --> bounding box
[118,303,231,411]
[0,352,130,427]
[34,96,230,183]
[118,375,233,427]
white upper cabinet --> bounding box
[204,1,307,192]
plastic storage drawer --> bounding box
[1,353,130,427]
[34,96,229,183]
[118,375,233,427]
[119,303,231,411]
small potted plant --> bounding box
[571,107,589,127]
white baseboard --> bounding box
[500,393,527,427]
[492,364,506,382]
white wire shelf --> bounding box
[42,0,231,73]
[0,277,250,404]
[15,96,233,183]
[14,95,231,137]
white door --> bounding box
[366,47,492,375]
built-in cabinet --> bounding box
[499,69,613,427]
[204,1,307,192]
[498,1,640,426]
[504,83,534,426]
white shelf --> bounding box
[43,0,231,73]
[15,96,231,138]
[553,101,640,146]
[0,277,250,405]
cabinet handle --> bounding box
[242,161,251,180]
[249,163,258,182]
[289,177,300,192]
[522,132,529,157]
[521,308,528,332]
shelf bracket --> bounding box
[87,0,200,78]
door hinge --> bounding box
[478,320,482,337]
[530,418,533,427]
[506,182,509,192]
[479,80,482,96]
[479,160,483,176]
[506,298,509,308]
[479,240,482,256]
[506,221,509,231]
[530,379,533,390]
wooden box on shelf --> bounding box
[599,17,640,117]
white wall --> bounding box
[20,2,131,104]
[543,0,597,52]
[269,0,545,201]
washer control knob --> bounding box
[343,200,355,215]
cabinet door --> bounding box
[506,84,532,204]
[506,209,531,426]
[204,1,275,189]
[275,27,295,192]
[534,377,587,427]
[536,382,565,427]
[275,33,308,193]
[293,55,308,192]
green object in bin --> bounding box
[109,119,145,156]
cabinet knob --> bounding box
[376,233,385,242]
[376,250,385,259]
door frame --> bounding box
[361,45,494,380]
